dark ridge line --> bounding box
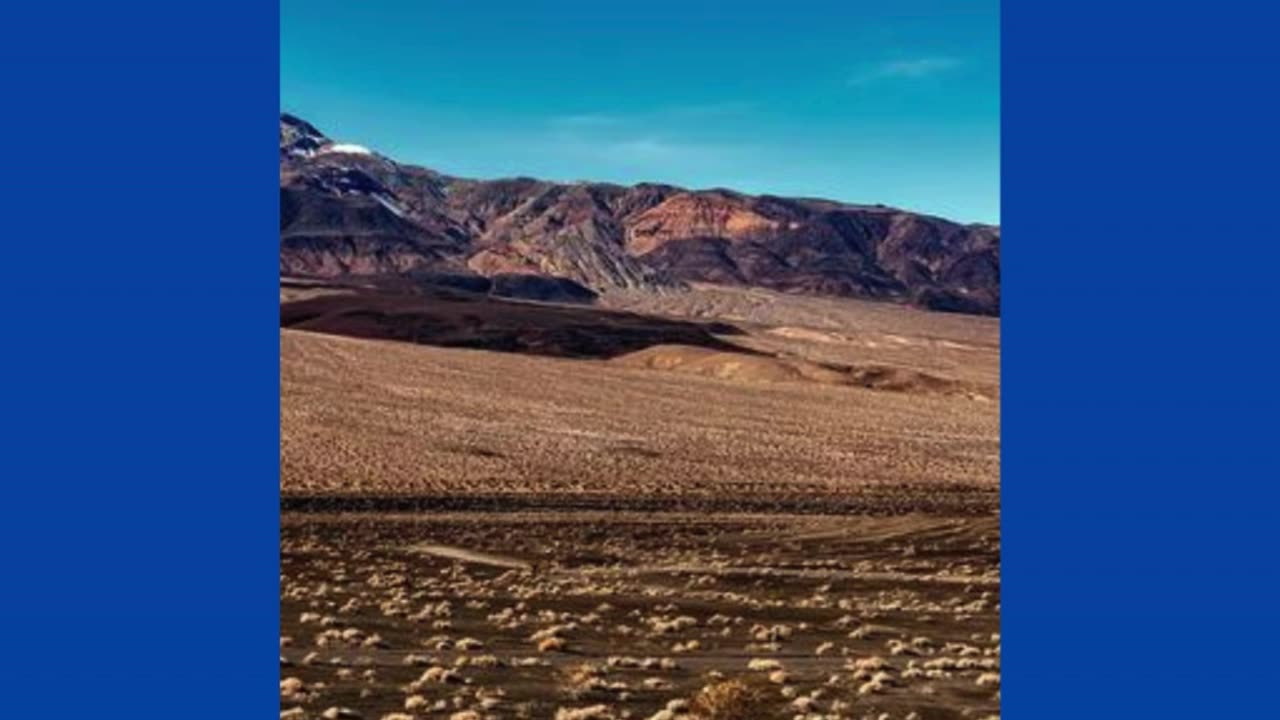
[280,491,999,517]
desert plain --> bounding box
[281,282,999,720]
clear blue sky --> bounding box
[282,1,999,224]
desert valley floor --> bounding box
[281,283,1000,720]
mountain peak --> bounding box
[280,113,329,157]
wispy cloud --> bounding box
[547,101,756,130]
[547,132,753,168]
[847,56,963,86]
[603,138,723,163]
[540,102,758,170]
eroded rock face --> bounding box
[624,192,782,255]
[279,114,999,315]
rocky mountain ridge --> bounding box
[280,113,999,314]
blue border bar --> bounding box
[3,1,279,714]
[1004,1,1280,716]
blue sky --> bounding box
[281,1,999,223]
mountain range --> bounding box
[280,113,1000,315]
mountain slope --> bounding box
[279,113,1000,315]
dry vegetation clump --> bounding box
[407,665,464,691]
[281,676,310,703]
[554,705,619,720]
[745,658,782,672]
[403,695,431,711]
[457,637,485,650]
[975,672,1001,687]
[750,623,793,643]
[454,654,504,668]
[538,636,567,653]
[281,506,1000,719]
[687,678,776,720]
[561,662,608,696]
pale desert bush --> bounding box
[848,655,889,677]
[281,676,306,699]
[408,665,463,691]
[688,678,775,720]
[554,704,616,720]
[538,637,567,653]
[750,624,792,642]
[455,654,504,668]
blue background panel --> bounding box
[1003,1,1280,716]
[1,1,279,715]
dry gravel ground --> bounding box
[281,514,999,720]
[282,285,999,719]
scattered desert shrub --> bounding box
[455,654,504,668]
[538,637,567,653]
[790,695,816,712]
[649,615,698,634]
[408,665,463,691]
[848,655,889,678]
[688,678,775,720]
[750,624,792,642]
[975,672,1000,687]
[554,704,616,720]
[511,656,549,667]
[281,677,306,698]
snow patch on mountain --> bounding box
[320,143,373,156]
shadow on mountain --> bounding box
[280,280,752,360]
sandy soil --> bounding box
[281,316,997,500]
[281,283,999,720]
